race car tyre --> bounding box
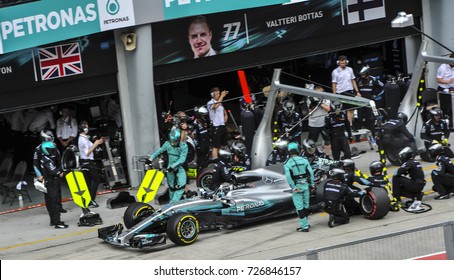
[166,212,199,246]
[197,167,215,191]
[123,202,155,229]
[360,187,390,220]
[385,140,416,166]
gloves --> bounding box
[358,190,367,196]
[442,138,449,146]
[432,140,440,145]
[145,159,152,165]
[167,166,174,172]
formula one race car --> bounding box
[98,164,389,249]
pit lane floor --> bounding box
[1,140,454,260]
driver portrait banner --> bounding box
[152,0,420,66]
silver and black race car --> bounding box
[98,162,390,249]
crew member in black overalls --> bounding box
[356,65,383,134]
[276,99,303,146]
[340,159,370,215]
[324,168,365,228]
[392,147,426,212]
[33,130,66,214]
[380,112,415,158]
[420,108,453,158]
[324,101,352,160]
[193,106,210,168]
[230,141,251,171]
[37,140,68,229]
[429,143,454,200]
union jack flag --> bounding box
[38,42,83,80]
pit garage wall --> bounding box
[421,0,454,89]
[0,32,118,113]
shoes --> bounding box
[435,194,449,200]
[407,201,423,212]
[59,208,67,213]
[89,200,99,208]
[54,222,69,229]
[50,221,65,226]
[296,227,310,232]
[328,214,335,228]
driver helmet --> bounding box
[302,138,316,155]
[396,112,408,124]
[41,141,57,156]
[288,142,300,155]
[282,99,295,117]
[169,129,181,147]
[359,65,370,77]
[429,107,443,120]
[428,143,443,158]
[398,146,414,162]
[369,161,384,175]
[40,130,54,142]
[341,159,355,172]
[331,101,342,114]
[329,168,345,181]
[231,141,247,158]
[273,139,288,155]
[218,149,232,162]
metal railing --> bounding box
[275,221,454,260]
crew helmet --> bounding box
[329,168,346,181]
[41,141,57,156]
[195,106,208,116]
[218,149,232,162]
[169,129,181,147]
[40,130,54,142]
[428,143,443,158]
[396,112,408,124]
[302,138,316,155]
[369,161,384,175]
[231,141,247,157]
[341,159,355,172]
[398,146,414,162]
[282,100,295,117]
[429,107,443,119]
[288,142,300,154]
[273,139,288,154]
[359,65,371,77]
[331,101,342,113]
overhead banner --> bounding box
[0,0,135,54]
[153,0,390,65]
[153,0,422,83]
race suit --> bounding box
[266,150,289,166]
[150,141,188,203]
[392,159,425,201]
[276,110,303,146]
[284,155,314,230]
[38,152,64,225]
[420,119,453,157]
[323,179,361,226]
[432,155,454,196]
[325,111,352,160]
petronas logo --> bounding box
[106,0,120,15]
